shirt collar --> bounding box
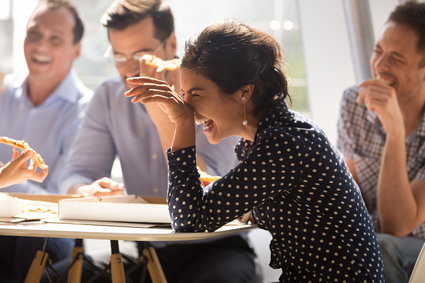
[21,69,80,104]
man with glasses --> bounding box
[53,0,261,282]
[0,0,92,281]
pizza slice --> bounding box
[0,136,47,169]
[198,170,221,187]
[142,54,181,71]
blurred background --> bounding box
[0,0,420,281]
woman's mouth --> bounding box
[203,119,214,131]
[194,114,215,132]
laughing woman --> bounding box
[125,20,385,282]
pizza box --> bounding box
[8,193,82,203]
[0,193,20,217]
[58,195,171,224]
[0,193,82,219]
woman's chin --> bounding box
[204,129,222,144]
[205,132,221,144]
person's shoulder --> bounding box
[92,76,125,99]
[262,109,329,145]
[342,85,360,101]
[3,73,25,90]
[96,76,124,91]
[75,81,93,105]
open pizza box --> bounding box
[0,193,82,221]
[58,195,171,224]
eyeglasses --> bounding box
[104,41,166,67]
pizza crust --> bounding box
[0,136,47,169]
[142,54,181,71]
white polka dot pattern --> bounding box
[167,98,385,282]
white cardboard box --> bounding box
[58,195,170,223]
[0,194,21,217]
[0,193,81,220]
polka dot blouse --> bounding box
[167,97,385,282]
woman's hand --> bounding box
[0,150,48,188]
[125,76,194,125]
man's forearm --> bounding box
[377,133,414,236]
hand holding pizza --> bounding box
[0,150,48,188]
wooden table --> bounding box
[0,221,255,283]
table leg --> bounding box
[110,240,125,283]
[24,250,49,283]
[143,246,167,283]
[67,239,84,283]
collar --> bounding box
[21,69,80,104]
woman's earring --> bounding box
[242,98,248,126]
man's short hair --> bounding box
[388,2,425,66]
[37,0,84,44]
[101,0,174,42]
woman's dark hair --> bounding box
[40,0,84,44]
[101,0,174,43]
[388,2,425,67]
[181,20,289,117]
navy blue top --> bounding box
[167,96,385,282]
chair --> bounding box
[409,244,425,283]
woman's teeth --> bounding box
[203,119,213,130]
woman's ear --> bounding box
[239,84,255,103]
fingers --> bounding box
[357,79,394,107]
[130,89,175,103]
[96,177,125,191]
[29,167,48,182]
[10,150,33,169]
[126,76,168,87]
[124,78,183,105]
[124,82,171,98]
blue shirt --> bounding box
[0,70,92,194]
[60,76,238,196]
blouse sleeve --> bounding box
[167,128,308,232]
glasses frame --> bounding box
[104,40,166,67]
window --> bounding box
[5,0,309,113]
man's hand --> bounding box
[358,79,404,137]
[71,177,125,197]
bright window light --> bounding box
[0,0,11,20]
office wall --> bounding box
[298,0,399,144]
